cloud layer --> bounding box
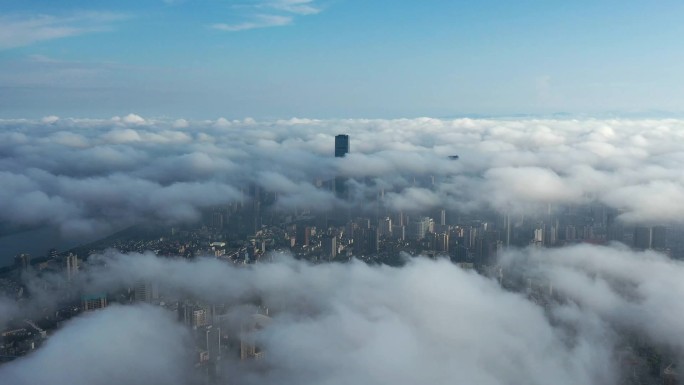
[1,116,683,240]
[1,304,194,385]
[2,245,683,384]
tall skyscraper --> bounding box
[652,226,667,250]
[633,226,652,250]
[295,225,311,247]
[335,134,349,157]
[65,253,79,282]
[323,236,337,260]
[15,253,31,271]
[367,226,380,254]
[378,217,392,236]
[334,134,350,199]
[533,227,543,246]
[211,210,224,230]
[435,232,449,253]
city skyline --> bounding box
[3,1,684,385]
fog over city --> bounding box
[1,244,684,385]
[1,115,683,238]
[3,0,684,383]
[1,116,684,384]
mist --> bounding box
[1,245,682,384]
[1,116,684,242]
[2,115,683,383]
[1,304,194,385]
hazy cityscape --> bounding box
[0,125,683,384]
[3,1,684,385]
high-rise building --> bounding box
[378,217,392,236]
[533,227,543,245]
[211,210,224,230]
[15,253,31,271]
[548,225,557,246]
[323,236,337,260]
[178,301,212,328]
[452,244,469,262]
[205,325,222,362]
[392,225,405,240]
[65,253,79,282]
[193,309,208,329]
[333,134,350,197]
[82,293,107,312]
[367,227,380,254]
[435,232,449,253]
[295,225,311,247]
[503,213,511,248]
[652,226,667,250]
[134,281,159,303]
[606,209,624,242]
[335,134,349,157]
[409,217,432,240]
[241,314,272,360]
[565,225,577,242]
[633,226,652,250]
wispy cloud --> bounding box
[0,12,128,50]
[264,0,321,15]
[211,0,321,32]
[212,14,293,32]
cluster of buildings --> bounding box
[0,252,271,383]
[0,133,681,383]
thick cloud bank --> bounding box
[1,116,684,238]
[501,243,684,357]
[2,115,683,383]
[1,304,194,385]
[2,246,683,384]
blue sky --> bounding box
[1,0,684,119]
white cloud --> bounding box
[0,12,128,50]
[265,0,321,15]
[172,118,189,128]
[0,305,193,385]
[2,115,684,383]
[213,117,232,127]
[8,246,683,384]
[211,0,321,32]
[121,113,146,125]
[1,116,684,240]
[212,14,292,32]
[41,115,60,124]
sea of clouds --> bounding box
[1,115,683,237]
[1,115,684,384]
[1,246,683,385]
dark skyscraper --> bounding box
[15,253,31,271]
[335,134,349,157]
[334,134,350,198]
[652,226,667,250]
[633,226,652,250]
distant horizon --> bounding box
[3,1,684,118]
[4,110,684,121]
